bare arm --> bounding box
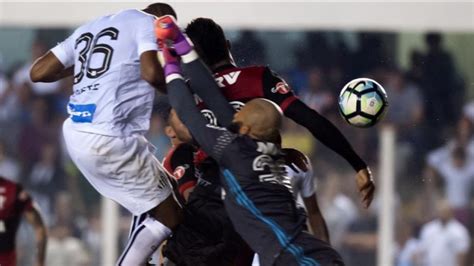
[302,194,330,243]
[342,232,378,251]
[457,252,467,266]
[140,50,167,93]
[23,205,47,266]
[30,51,73,83]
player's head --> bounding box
[143,3,177,19]
[232,99,282,143]
[185,18,232,68]
[425,32,443,51]
[0,139,6,158]
[155,96,192,144]
[452,145,466,168]
[437,199,453,224]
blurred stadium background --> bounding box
[0,1,474,266]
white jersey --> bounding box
[287,162,315,200]
[419,219,470,266]
[51,9,158,136]
[282,148,316,206]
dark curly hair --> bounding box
[185,18,230,67]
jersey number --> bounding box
[74,27,119,84]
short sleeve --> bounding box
[51,34,75,68]
[262,67,298,112]
[136,15,158,55]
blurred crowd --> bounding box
[0,31,473,266]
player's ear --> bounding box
[165,126,176,138]
[239,125,251,136]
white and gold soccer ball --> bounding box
[338,78,388,128]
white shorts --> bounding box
[63,119,172,215]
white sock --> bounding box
[116,217,172,266]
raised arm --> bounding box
[137,14,167,92]
[285,99,366,171]
[261,68,374,207]
[157,16,237,161]
[181,59,236,127]
[166,66,234,162]
[260,68,366,171]
[289,102,377,208]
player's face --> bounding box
[169,109,192,143]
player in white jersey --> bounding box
[30,3,182,265]
[283,148,329,242]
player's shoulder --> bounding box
[114,9,154,19]
[282,148,310,171]
[0,177,23,199]
[216,65,267,77]
[447,219,469,235]
[0,176,18,189]
[240,65,269,78]
[421,219,441,235]
[231,135,259,155]
[86,9,153,28]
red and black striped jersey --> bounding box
[0,177,33,261]
[195,65,297,126]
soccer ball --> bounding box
[338,78,388,128]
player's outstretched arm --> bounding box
[155,15,235,126]
[140,50,167,93]
[30,51,73,83]
[24,203,48,266]
[303,195,330,243]
[181,58,235,127]
[286,100,366,171]
[262,68,367,172]
[156,16,235,160]
[285,101,375,207]
[167,74,229,160]
[262,67,375,207]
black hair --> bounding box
[425,32,442,47]
[143,3,177,19]
[185,18,230,67]
[154,96,172,123]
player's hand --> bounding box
[355,167,375,208]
